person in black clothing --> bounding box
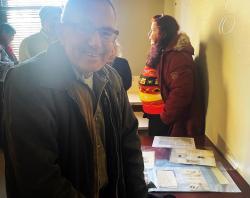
[108,41,132,91]
[112,57,132,91]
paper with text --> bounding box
[142,151,155,169]
[152,136,195,149]
[170,148,216,167]
[156,170,178,188]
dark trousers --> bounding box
[145,114,171,136]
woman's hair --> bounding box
[146,15,179,68]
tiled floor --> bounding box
[0,149,6,198]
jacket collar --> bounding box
[165,33,194,55]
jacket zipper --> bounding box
[103,89,120,198]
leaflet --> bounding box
[156,170,178,188]
[142,151,155,169]
[152,136,195,149]
[170,148,216,167]
[176,168,210,191]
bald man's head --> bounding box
[62,0,116,24]
[59,0,118,74]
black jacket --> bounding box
[111,57,132,91]
[3,43,147,198]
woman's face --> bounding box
[148,21,160,45]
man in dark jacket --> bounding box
[3,0,147,197]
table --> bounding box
[128,92,142,111]
[134,112,148,132]
[139,135,250,198]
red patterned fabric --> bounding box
[139,66,164,114]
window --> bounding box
[1,0,66,59]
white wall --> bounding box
[165,0,250,184]
[113,0,165,75]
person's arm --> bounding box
[160,54,194,125]
[3,69,85,198]
[119,83,147,197]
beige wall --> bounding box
[113,0,164,75]
[165,0,250,183]
[164,0,175,16]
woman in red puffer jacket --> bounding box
[141,14,204,137]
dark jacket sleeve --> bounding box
[160,53,194,125]
[119,85,147,197]
[112,57,132,91]
[3,69,85,198]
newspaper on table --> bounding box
[152,136,195,149]
[170,148,216,167]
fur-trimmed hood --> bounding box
[167,33,194,55]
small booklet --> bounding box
[170,148,216,167]
[152,136,195,149]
